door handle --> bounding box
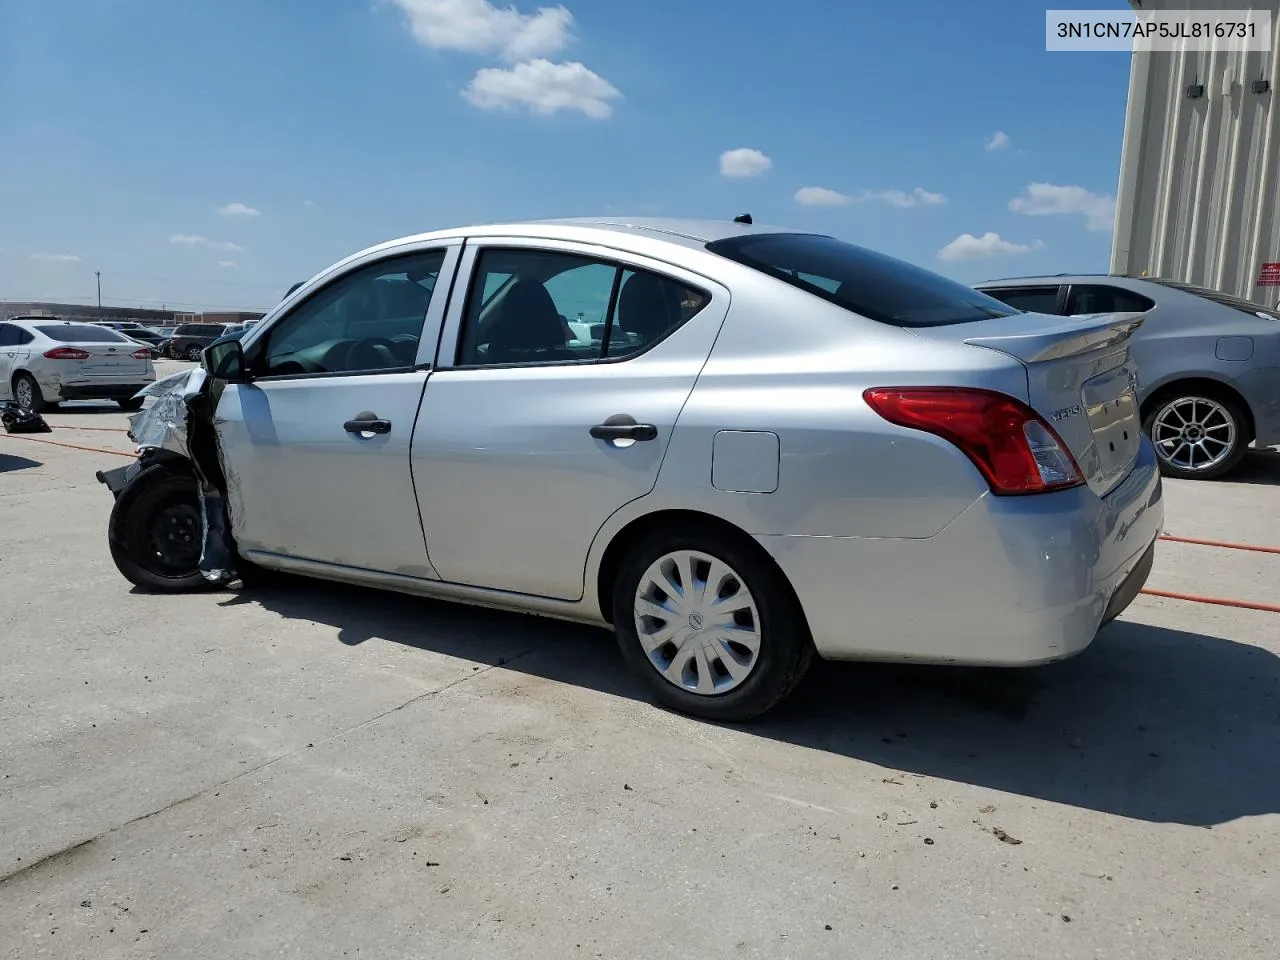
[590,415,658,442]
[344,417,392,435]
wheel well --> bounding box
[1141,378,1255,442]
[594,509,808,629]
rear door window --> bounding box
[706,233,1018,328]
[1066,284,1155,315]
[0,324,19,347]
[981,286,1065,315]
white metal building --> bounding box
[1111,0,1280,306]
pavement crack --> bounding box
[0,642,548,886]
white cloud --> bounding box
[719,148,772,178]
[30,252,81,263]
[389,0,573,61]
[985,130,1011,151]
[170,234,245,252]
[217,260,238,269]
[794,185,945,208]
[937,232,1043,262]
[1009,182,1116,232]
[463,59,620,118]
[795,186,853,207]
[217,202,260,217]
[866,187,947,207]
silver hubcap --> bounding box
[633,549,761,696]
[1151,397,1236,472]
[14,379,33,408]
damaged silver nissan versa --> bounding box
[99,218,1163,722]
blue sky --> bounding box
[0,0,1136,312]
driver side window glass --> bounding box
[261,250,446,377]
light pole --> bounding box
[95,271,102,309]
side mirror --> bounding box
[204,338,248,382]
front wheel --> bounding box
[612,529,813,722]
[1144,393,1250,480]
[108,463,211,592]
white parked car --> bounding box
[0,316,156,410]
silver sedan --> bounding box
[0,317,156,411]
[976,275,1280,479]
[100,218,1163,721]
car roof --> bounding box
[338,217,815,265]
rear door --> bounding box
[411,238,728,600]
[0,323,23,399]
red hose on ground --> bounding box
[1139,588,1280,614]
[1158,533,1280,555]
[0,433,135,458]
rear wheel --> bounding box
[612,528,812,722]
[184,344,202,362]
[108,463,211,592]
[12,373,46,412]
[1144,393,1249,480]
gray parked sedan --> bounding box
[976,275,1280,480]
[99,218,1163,721]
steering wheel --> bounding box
[345,337,400,371]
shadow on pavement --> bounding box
[232,578,1279,828]
[0,452,42,473]
[1229,448,1280,487]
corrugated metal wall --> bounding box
[1111,0,1280,307]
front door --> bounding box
[412,239,728,600]
[214,245,459,576]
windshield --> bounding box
[707,233,1019,327]
[36,324,131,343]
[1142,277,1275,316]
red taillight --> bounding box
[43,347,91,360]
[131,348,151,360]
[863,387,1084,495]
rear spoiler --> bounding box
[962,311,1145,364]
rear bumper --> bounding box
[42,378,155,402]
[757,438,1164,666]
[1233,365,1280,448]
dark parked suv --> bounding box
[166,323,228,361]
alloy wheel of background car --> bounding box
[12,373,43,412]
[185,345,202,362]
[612,529,812,721]
[1145,394,1248,480]
[633,548,762,696]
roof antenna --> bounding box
[733,213,753,225]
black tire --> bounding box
[184,344,202,362]
[108,463,212,593]
[1143,392,1250,480]
[12,372,47,412]
[117,397,144,411]
[611,527,813,722]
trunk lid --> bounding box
[67,341,150,377]
[911,311,1145,497]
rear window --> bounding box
[1142,278,1271,315]
[36,324,130,343]
[707,233,1019,328]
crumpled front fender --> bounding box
[100,367,238,584]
